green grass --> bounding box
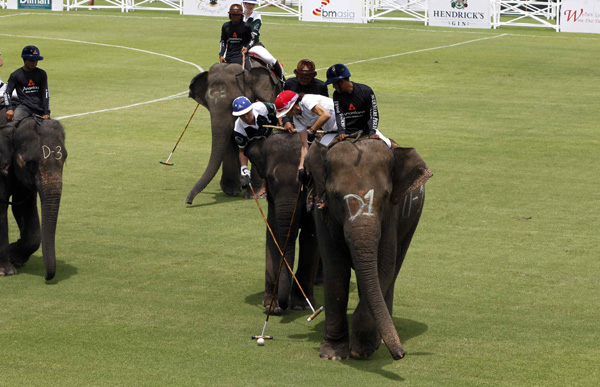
[0,8,599,386]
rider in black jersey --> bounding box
[219,4,254,66]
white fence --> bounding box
[66,0,182,12]
[492,0,560,30]
[367,0,428,23]
[4,0,578,33]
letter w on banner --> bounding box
[560,0,600,33]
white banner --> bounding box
[183,0,236,17]
[428,0,491,29]
[560,0,600,34]
[302,0,366,23]
[6,0,63,10]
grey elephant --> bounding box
[244,132,319,313]
[304,138,432,360]
[0,118,67,280]
[185,63,283,204]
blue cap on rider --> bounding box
[324,64,351,85]
[232,96,253,116]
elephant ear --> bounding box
[391,147,433,205]
[244,137,267,179]
[189,72,209,108]
[304,141,329,195]
[248,67,281,102]
[0,125,14,173]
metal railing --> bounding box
[367,0,428,23]
[492,0,560,30]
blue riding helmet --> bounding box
[21,45,44,61]
[232,96,253,116]
[324,64,351,85]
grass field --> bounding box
[0,7,599,386]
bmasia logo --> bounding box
[451,0,468,10]
[313,0,330,16]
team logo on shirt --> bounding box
[28,79,35,86]
[233,32,238,37]
[348,103,356,111]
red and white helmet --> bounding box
[275,90,299,118]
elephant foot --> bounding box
[9,243,33,267]
[350,329,382,359]
[289,294,314,311]
[320,337,351,360]
[262,293,283,315]
[0,262,17,276]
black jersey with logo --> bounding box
[219,21,254,65]
[333,82,379,136]
[3,67,50,115]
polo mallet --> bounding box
[262,125,325,134]
[160,103,200,166]
[236,53,246,76]
[248,181,322,318]
[252,185,322,343]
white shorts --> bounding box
[249,46,276,66]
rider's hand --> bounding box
[369,134,380,140]
[284,122,295,133]
[241,47,248,55]
[241,166,251,180]
[338,134,348,141]
[6,110,14,121]
[43,114,50,120]
[298,168,309,185]
[219,56,226,63]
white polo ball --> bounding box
[257,338,265,346]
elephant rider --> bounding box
[281,59,329,133]
[324,63,391,148]
[242,0,285,82]
[232,96,278,195]
[275,90,337,210]
[220,4,254,66]
[3,46,51,128]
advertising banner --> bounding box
[183,0,237,17]
[560,0,600,34]
[7,0,62,10]
[428,0,491,29]
[301,0,366,23]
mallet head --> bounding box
[159,161,174,166]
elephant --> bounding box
[0,118,67,280]
[185,63,284,204]
[244,132,319,313]
[304,138,432,360]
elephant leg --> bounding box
[263,229,284,315]
[289,214,318,311]
[9,191,41,267]
[316,217,351,360]
[0,201,16,276]
[220,139,242,197]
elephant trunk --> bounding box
[345,217,405,360]
[274,196,300,309]
[39,177,62,281]
[186,118,232,205]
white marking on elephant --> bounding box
[402,191,413,219]
[42,145,63,160]
[344,189,375,222]
[207,85,227,106]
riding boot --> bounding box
[272,61,285,82]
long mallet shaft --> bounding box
[160,103,200,166]
[248,182,317,313]
[262,125,325,134]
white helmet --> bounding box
[243,0,258,4]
